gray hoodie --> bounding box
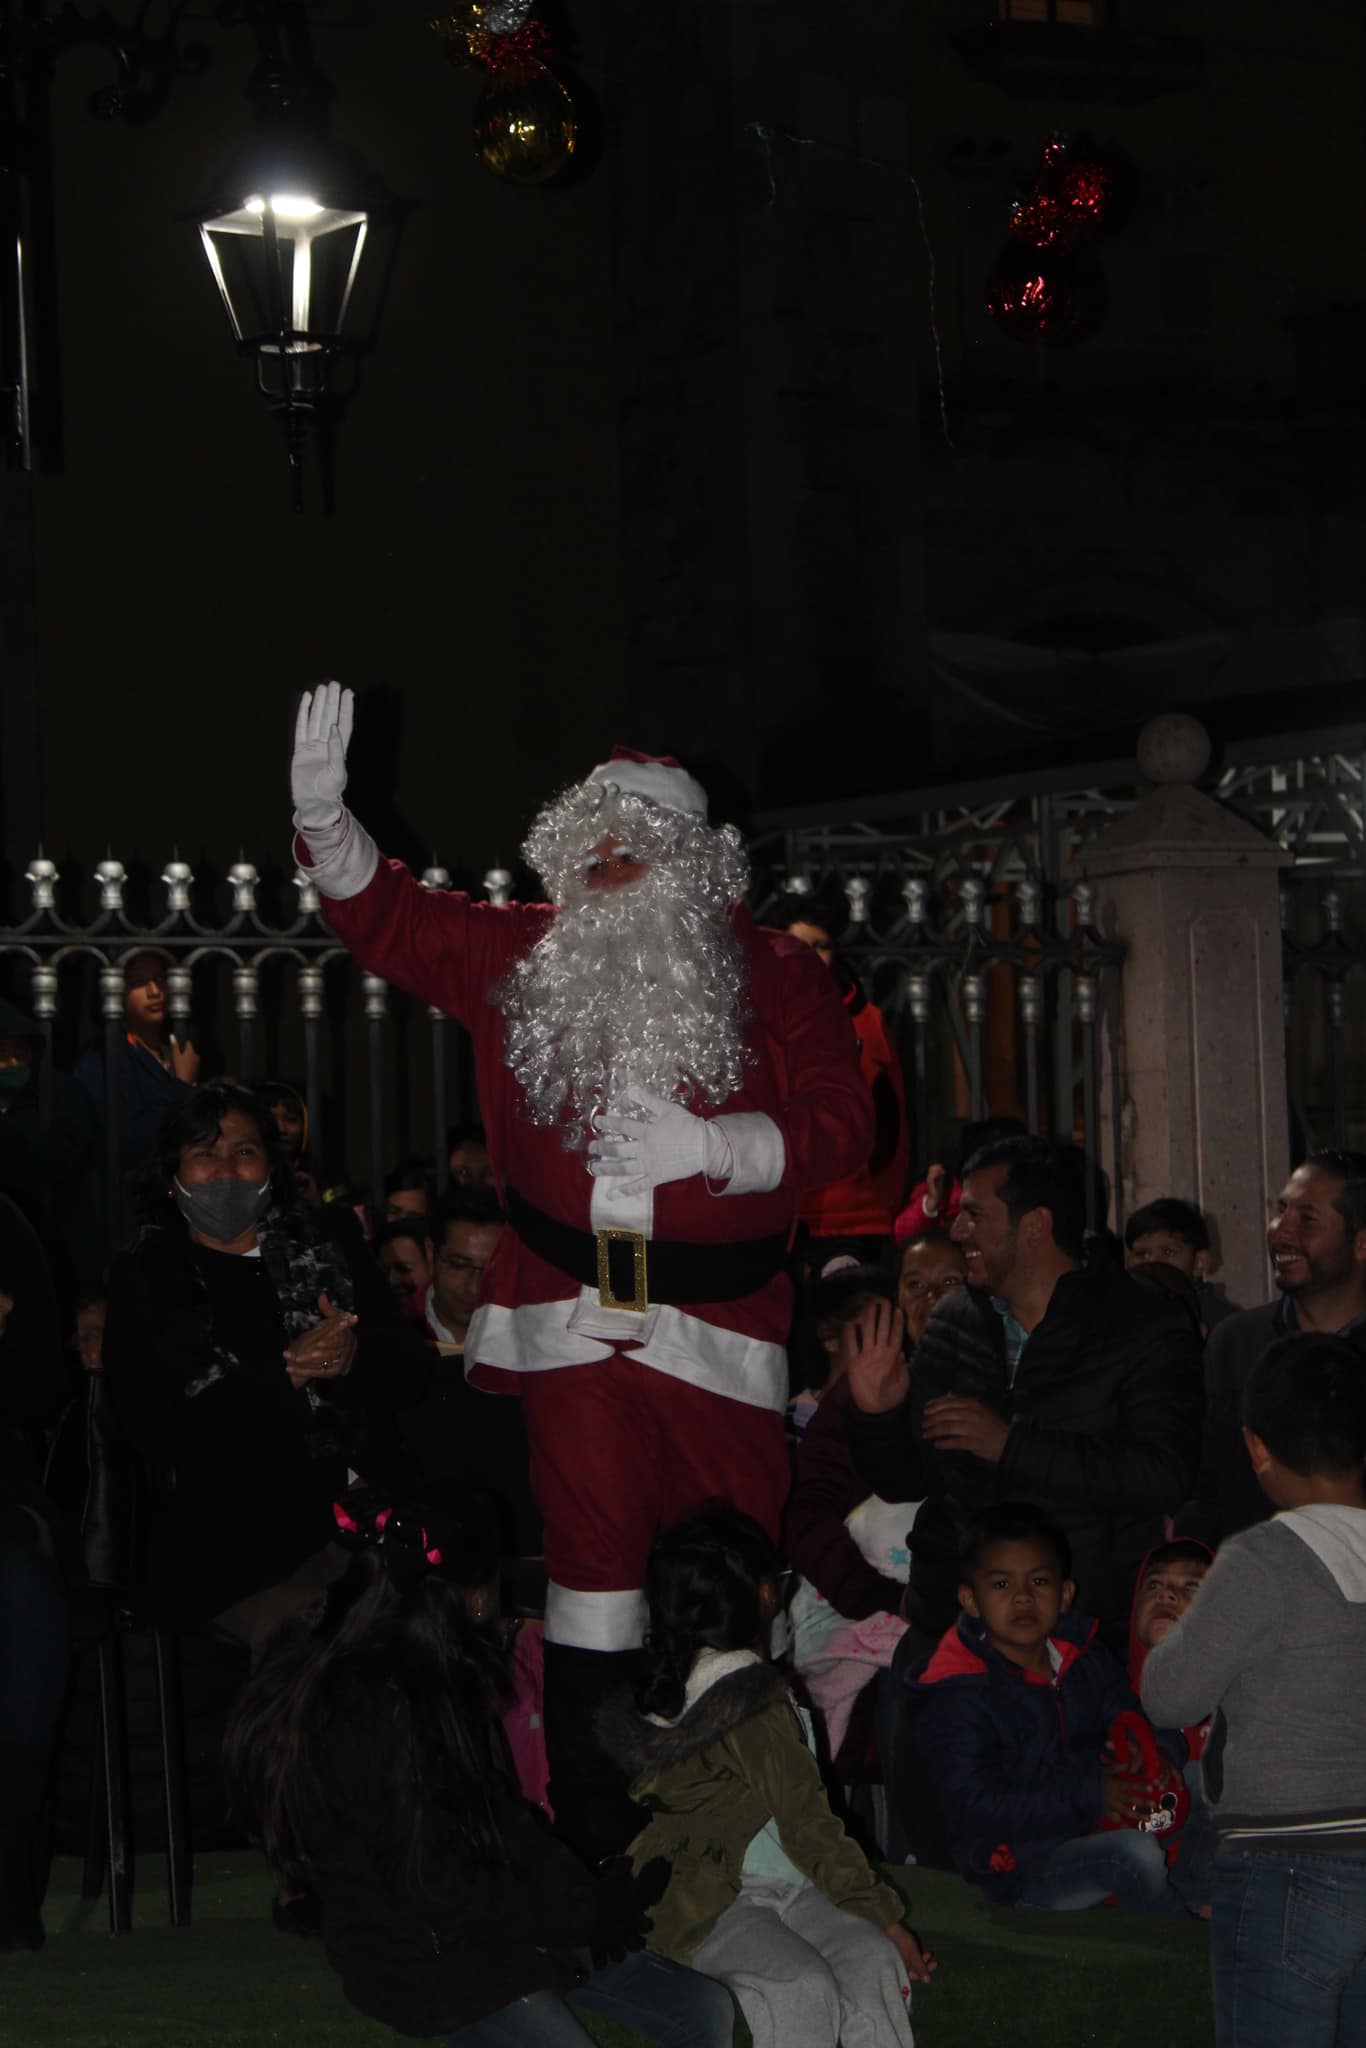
[1141,1505,1366,1852]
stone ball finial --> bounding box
[1136,712,1211,787]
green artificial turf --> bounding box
[0,1855,1214,2048]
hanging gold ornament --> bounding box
[472,60,576,185]
[431,3,537,70]
[432,9,491,68]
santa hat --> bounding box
[584,745,708,821]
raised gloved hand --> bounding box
[292,681,355,830]
[588,1855,670,1968]
[587,1087,728,1195]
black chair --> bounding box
[48,1377,224,1934]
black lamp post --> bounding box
[195,10,386,510]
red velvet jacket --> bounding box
[308,850,874,1408]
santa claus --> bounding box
[291,682,873,1855]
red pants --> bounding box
[519,1353,789,1650]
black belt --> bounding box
[505,1187,789,1312]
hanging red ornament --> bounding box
[1007,132,1114,254]
[985,243,1106,346]
[479,18,553,76]
[989,131,1119,342]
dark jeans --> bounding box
[1015,1829,1190,1914]
[0,1506,68,1748]
[1212,1844,1366,2047]
[439,1952,735,2048]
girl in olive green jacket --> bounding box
[603,1506,936,2048]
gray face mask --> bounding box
[173,1175,272,1244]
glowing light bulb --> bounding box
[270,194,324,221]
[242,193,325,221]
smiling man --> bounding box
[1177,1151,1366,1546]
[288,682,873,1859]
[844,1135,1202,1647]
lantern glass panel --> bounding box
[199,196,368,345]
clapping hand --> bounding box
[284,1291,358,1391]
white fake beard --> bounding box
[494,790,751,1149]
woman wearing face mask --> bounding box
[102,1083,431,1656]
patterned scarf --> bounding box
[179,1204,360,1466]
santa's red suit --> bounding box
[291,706,872,1854]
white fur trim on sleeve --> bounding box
[293,809,380,900]
[544,1583,648,1651]
[707,1111,786,1196]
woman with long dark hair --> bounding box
[224,1508,734,2047]
[102,1081,430,1651]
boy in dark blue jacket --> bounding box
[906,1504,1190,1913]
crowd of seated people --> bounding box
[3,1021,1365,2048]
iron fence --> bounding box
[749,857,1123,1229]
[0,854,514,1269]
[4,734,1366,1286]
[753,733,1366,1173]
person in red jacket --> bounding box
[770,895,908,1263]
[289,683,874,1859]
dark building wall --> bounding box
[19,2,629,881]
[600,0,928,809]
[8,0,1366,876]
[7,0,933,877]
[902,0,1366,689]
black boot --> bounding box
[542,1643,647,1865]
[0,1744,52,1953]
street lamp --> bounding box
[194,15,387,509]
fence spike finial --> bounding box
[25,854,58,912]
[228,861,259,914]
[94,858,126,913]
[162,858,193,913]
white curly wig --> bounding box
[493,776,752,1148]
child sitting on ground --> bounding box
[907,1503,1191,1914]
[223,1498,732,2048]
[1127,1538,1216,1909]
[1142,1333,1366,2046]
[605,1504,935,2048]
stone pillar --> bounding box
[1077,714,1290,1315]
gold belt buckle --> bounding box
[596,1228,649,1312]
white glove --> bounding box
[587,1088,729,1195]
[292,681,355,830]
